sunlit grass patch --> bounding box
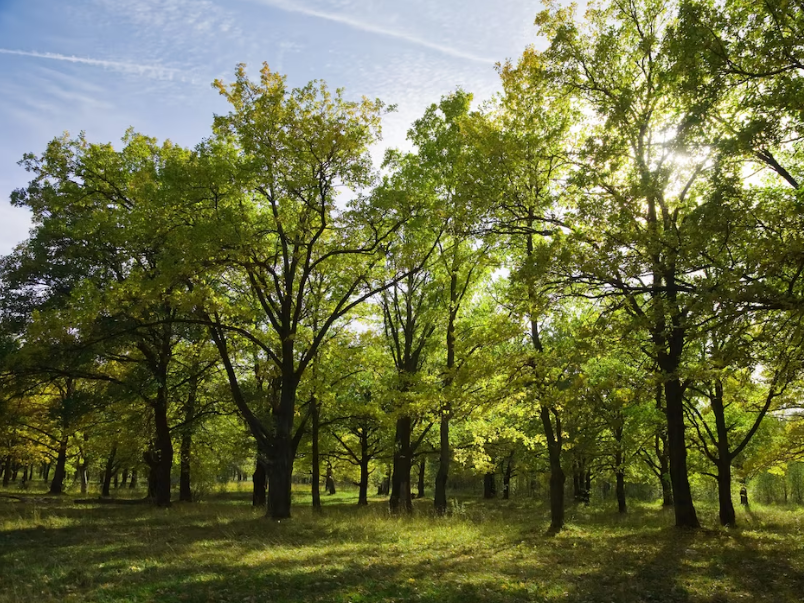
[2,491,804,602]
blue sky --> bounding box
[0,0,546,254]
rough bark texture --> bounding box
[389,416,413,513]
[252,458,267,508]
[663,375,699,528]
[49,439,68,495]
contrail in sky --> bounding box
[255,0,497,65]
[0,49,181,79]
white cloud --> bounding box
[253,0,497,64]
[0,49,182,80]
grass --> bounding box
[1,484,804,602]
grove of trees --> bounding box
[3,0,804,532]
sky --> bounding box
[0,0,547,255]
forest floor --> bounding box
[1,484,803,603]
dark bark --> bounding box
[711,380,736,526]
[503,455,513,500]
[662,375,699,527]
[540,404,565,532]
[740,485,749,506]
[434,414,449,515]
[151,382,174,507]
[616,471,626,514]
[129,470,138,489]
[43,463,51,482]
[311,397,321,511]
[265,371,299,520]
[2,456,10,487]
[389,416,413,513]
[483,473,496,498]
[102,446,117,498]
[416,457,425,499]
[179,372,198,503]
[49,439,68,495]
[358,436,370,507]
[252,457,267,508]
[121,468,129,488]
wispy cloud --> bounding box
[254,0,497,65]
[0,49,182,79]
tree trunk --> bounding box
[483,473,496,498]
[43,463,51,482]
[616,470,626,514]
[179,372,198,503]
[311,397,321,511]
[151,382,174,507]
[434,414,449,515]
[129,470,138,489]
[102,446,117,498]
[49,439,68,495]
[503,457,513,500]
[717,461,736,526]
[79,461,88,495]
[416,457,426,499]
[540,405,565,532]
[663,376,699,528]
[121,468,129,488]
[711,379,736,526]
[253,457,267,508]
[356,427,370,506]
[325,464,336,495]
[389,416,413,513]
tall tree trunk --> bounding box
[120,468,129,488]
[540,405,565,532]
[266,373,297,520]
[358,430,369,506]
[43,463,51,482]
[503,455,513,500]
[311,397,321,511]
[389,416,413,513]
[434,414,450,515]
[152,382,174,507]
[483,473,496,498]
[616,470,626,514]
[49,439,68,495]
[663,376,699,528]
[179,373,198,503]
[102,446,117,497]
[129,470,138,489]
[253,457,267,508]
[711,380,736,526]
[416,457,426,499]
[435,271,458,514]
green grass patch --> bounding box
[1,487,803,602]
